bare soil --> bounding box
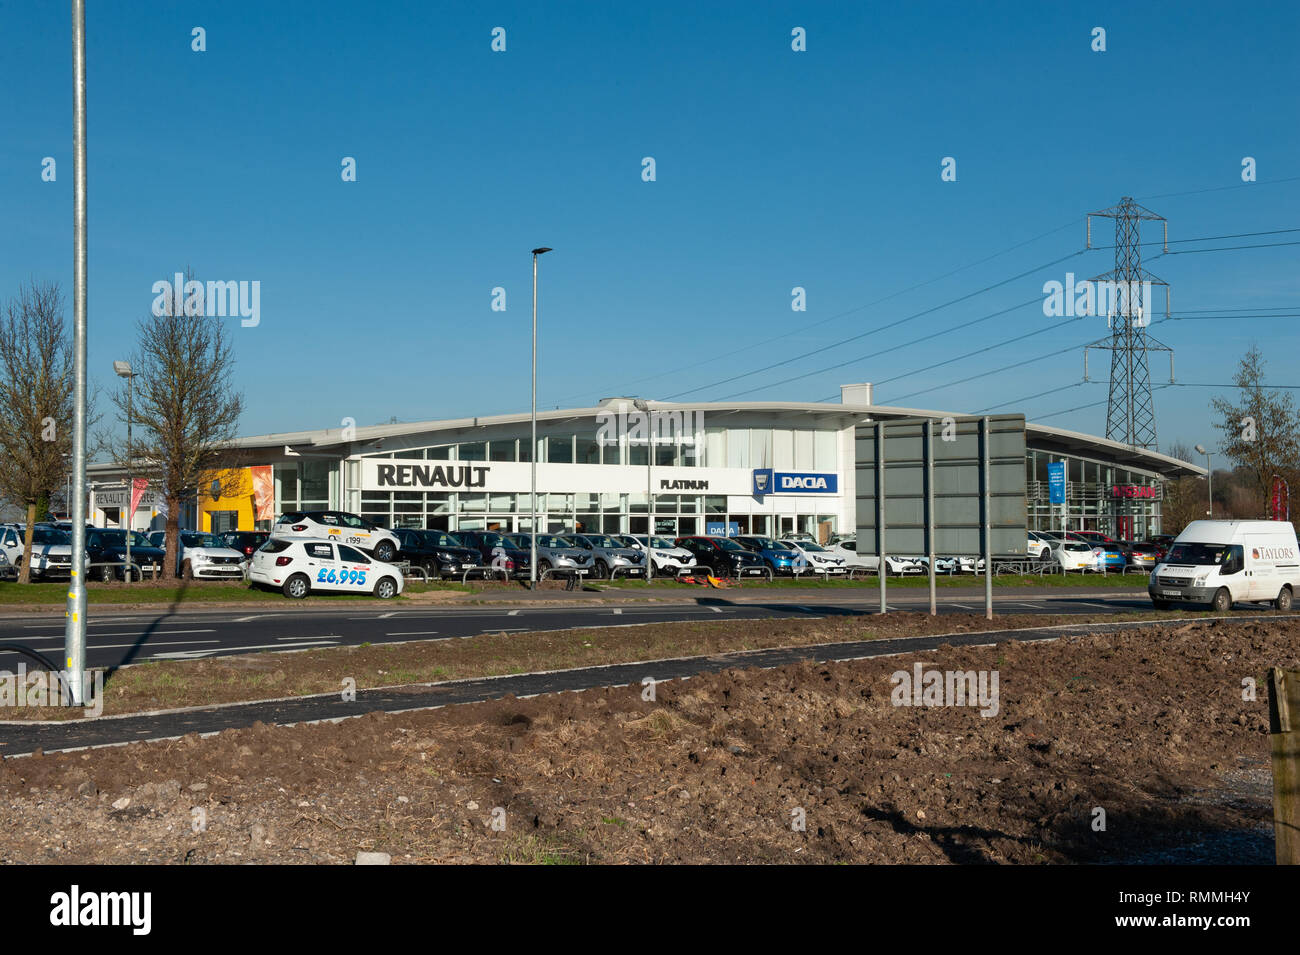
[1,616,1293,864]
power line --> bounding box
[1164,239,1300,254]
[1135,174,1300,201]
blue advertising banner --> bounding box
[752,469,774,496]
[1048,462,1066,504]
[706,521,739,537]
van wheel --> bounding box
[373,576,397,599]
[1276,587,1293,612]
[1210,588,1232,613]
[283,574,310,599]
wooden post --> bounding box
[1268,667,1300,864]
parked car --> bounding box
[250,537,403,599]
[393,528,484,578]
[456,531,532,577]
[271,511,400,562]
[84,529,165,581]
[1122,540,1165,571]
[2,525,84,579]
[504,532,592,577]
[149,530,248,579]
[780,539,849,575]
[1027,531,1054,561]
[1149,519,1300,611]
[674,535,767,578]
[733,536,802,575]
[627,535,699,574]
[1051,539,1099,571]
[564,533,646,579]
[218,531,271,559]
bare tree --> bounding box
[0,281,75,583]
[114,271,244,580]
[1159,440,1208,534]
[1210,346,1300,501]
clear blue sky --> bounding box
[2,0,1297,458]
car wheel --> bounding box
[283,574,310,599]
[374,540,396,562]
[99,563,114,583]
[594,559,609,580]
[1276,587,1293,612]
[1211,588,1232,613]
[373,576,397,599]
[1039,548,1050,561]
[181,560,195,580]
[538,559,552,578]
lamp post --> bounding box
[1194,444,1213,517]
[114,361,136,581]
[633,398,654,581]
[530,247,552,589]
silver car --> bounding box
[505,533,594,578]
[565,533,647,579]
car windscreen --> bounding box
[1164,542,1228,565]
[181,533,223,548]
[31,528,68,545]
[94,530,153,547]
[798,542,826,552]
[716,538,744,551]
[420,532,463,548]
[584,535,617,548]
[648,537,676,549]
[1064,542,1091,551]
[540,536,573,548]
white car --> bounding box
[271,510,400,562]
[148,530,248,579]
[1027,531,1053,561]
[627,535,698,574]
[827,537,918,575]
[1052,539,1099,571]
[251,537,404,599]
[779,539,849,575]
[1,525,87,578]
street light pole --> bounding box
[115,361,136,582]
[63,0,90,707]
[634,398,653,582]
[1195,444,1213,517]
[530,247,551,589]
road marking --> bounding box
[385,631,440,636]
[275,635,341,641]
[612,608,622,615]
[148,639,339,659]
[507,610,520,616]
[77,628,217,638]
[233,615,263,623]
[23,638,222,652]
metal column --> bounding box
[982,416,993,620]
[925,419,936,616]
[877,424,886,614]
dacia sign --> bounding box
[753,469,838,496]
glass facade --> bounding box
[1025,448,1162,539]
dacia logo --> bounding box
[754,473,769,491]
[780,475,828,490]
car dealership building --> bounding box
[88,383,1203,543]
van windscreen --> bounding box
[1165,542,1227,565]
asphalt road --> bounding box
[0,585,1189,672]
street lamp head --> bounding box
[113,360,133,378]
[531,247,552,256]
[1194,444,1207,455]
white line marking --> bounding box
[275,635,340,641]
[612,608,622,615]
[25,638,222,652]
[148,639,338,659]
[233,615,263,623]
[507,609,520,616]
[385,631,440,636]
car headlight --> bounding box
[196,554,211,563]
[436,551,453,560]
[1194,576,1207,586]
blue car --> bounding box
[734,536,800,575]
[1096,545,1127,571]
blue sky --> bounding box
[1,0,1297,458]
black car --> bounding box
[219,531,271,559]
[455,530,531,577]
[85,529,166,581]
[674,535,767,578]
[394,529,484,578]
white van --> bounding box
[1148,519,1300,611]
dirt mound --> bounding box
[0,617,1292,864]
